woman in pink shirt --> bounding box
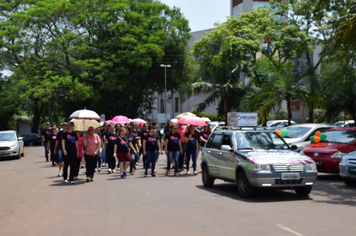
[83,126,101,182]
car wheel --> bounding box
[295,186,312,196]
[237,172,255,198]
[342,179,356,186]
[202,164,215,187]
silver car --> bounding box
[0,131,25,159]
[282,124,336,152]
[339,151,356,186]
[201,127,318,198]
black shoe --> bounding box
[145,170,148,176]
[130,171,134,175]
[151,173,156,177]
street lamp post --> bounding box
[160,64,171,123]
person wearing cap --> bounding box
[47,126,58,167]
[83,126,101,181]
[54,122,67,177]
[42,122,52,162]
[61,122,78,184]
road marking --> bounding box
[277,224,303,236]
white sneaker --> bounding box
[70,181,74,184]
[113,169,116,173]
[57,171,61,177]
[108,168,112,174]
[63,180,68,183]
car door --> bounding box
[204,133,223,177]
[219,134,236,180]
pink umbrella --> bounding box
[178,116,208,127]
[132,118,146,125]
[112,115,130,123]
[105,119,118,124]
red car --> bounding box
[301,127,356,172]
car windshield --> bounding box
[324,130,356,143]
[0,133,16,141]
[284,127,311,138]
[235,132,288,150]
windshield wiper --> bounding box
[238,148,254,150]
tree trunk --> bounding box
[286,96,292,125]
[31,100,43,133]
[224,98,228,124]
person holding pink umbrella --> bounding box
[184,125,200,175]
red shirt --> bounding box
[176,125,187,143]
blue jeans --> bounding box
[146,150,157,174]
[186,149,197,171]
[44,141,49,161]
[57,148,63,163]
[168,151,180,173]
[130,153,135,172]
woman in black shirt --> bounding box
[142,124,162,177]
[164,124,183,176]
[184,125,199,175]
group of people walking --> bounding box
[42,119,212,184]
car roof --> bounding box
[214,126,273,133]
[327,127,356,131]
[0,130,16,133]
[285,123,336,128]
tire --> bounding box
[202,164,215,187]
[295,186,312,196]
[237,172,255,198]
[343,179,356,186]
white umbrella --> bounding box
[170,118,178,123]
[70,119,100,132]
[68,109,100,120]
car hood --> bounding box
[303,142,347,154]
[0,140,17,147]
[241,150,313,165]
[283,137,305,144]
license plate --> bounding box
[281,173,300,180]
[315,161,321,166]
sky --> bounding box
[160,0,231,32]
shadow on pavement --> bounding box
[49,179,85,186]
[196,183,311,203]
[311,173,356,206]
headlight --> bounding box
[331,151,345,158]
[305,163,317,172]
[300,150,304,155]
[9,144,17,148]
[339,156,346,165]
[254,164,272,172]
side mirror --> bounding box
[221,145,232,151]
[18,137,23,141]
[290,145,298,151]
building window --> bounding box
[291,101,300,111]
[175,97,179,113]
[233,0,243,7]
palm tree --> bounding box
[244,55,303,125]
[179,55,249,123]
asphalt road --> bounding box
[0,146,355,236]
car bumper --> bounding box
[312,157,340,172]
[339,164,356,179]
[0,148,19,158]
[247,172,318,187]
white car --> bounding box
[282,124,336,152]
[339,151,356,186]
[266,120,296,127]
[334,120,355,127]
[0,130,25,159]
